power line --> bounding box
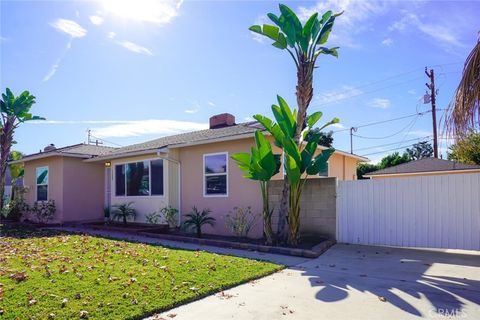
[353,116,419,140]
[89,133,124,147]
[360,138,434,157]
[354,136,432,152]
[315,62,462,105]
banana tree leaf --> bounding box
[300,139,318,173]
[253,114,285,147]
[307,111,323,128]
[285,153,301,184]
[306,148,335,175]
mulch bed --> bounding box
[84,222,335,258]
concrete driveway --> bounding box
[150,244,480,320]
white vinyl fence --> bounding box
[337,173,480,250]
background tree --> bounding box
[405,141,433,160]
[379,152,411,169]
[445,37,479,136]
[231,131,281,244]
[250,4,341,241]
[357,163,379,180]
[357,152,413,179]
[448,131,480,165]
[306,129,333,147]
[0,88,44,208]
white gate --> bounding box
[336,173,480,250]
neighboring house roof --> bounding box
[10,143,117,164]
[86,122,369,162]
[365,157,480,177]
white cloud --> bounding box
[0,36,7,42]
[298,1,390,48]
[408,89,416,95]
[389,12,465,48]
[381,38,393,46]
[42,38,74,82]
[184,109,198,114]
[107,32,116,39]
[92,119,208,138]
[244,117,255,122]
[102,0,183,24]
[117,40,153,56]
[42,64,59,82]
[370,98,391,109]
[30,120,133,125]
[331,123,345,129]
[50,19,87,38]
[89,15,104,26]
[315,85,363,105]
[207,101,215,107]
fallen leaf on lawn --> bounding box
[10,271,28,282]
[48,313,56,319]
[79,310,89,319]
[189,286,199,292]
[167,313,177,318]
[61,298,68,308]
[28,299,37,306]
[378,296,387,302]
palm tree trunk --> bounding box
[261,181,274,245]
[0,120,13,210]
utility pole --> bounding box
[349,127,357,154]
[425,67,438,158]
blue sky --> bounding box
[1,0,479,163]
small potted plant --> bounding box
[160,205,178,231]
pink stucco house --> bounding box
[14,114,367,237]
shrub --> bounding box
[183,207,215,238]
[225,206,258,238]
[30,200,56,223]
[112,202,136,225]
[160,205,178,228]
[145,211,160,224]
[1,186,28,221]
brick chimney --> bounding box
[209,113,236,129]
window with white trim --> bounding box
[36,166,48,201]
[115,159,164,197]
[204,153,228,196]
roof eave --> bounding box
[365,168,480,178]
[9,152,92,164]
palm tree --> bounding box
[112,202,136,225]
[183,207,216,238]
[0,88,44,208]
[250,4,341,242]
[445,37,480,136]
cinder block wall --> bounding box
[268,178,337,240]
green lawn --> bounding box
[0,225,281,319]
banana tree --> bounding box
[254,95,338,245]
[250,4,341,241]
[0,88,44,208]
[231,131,281,244]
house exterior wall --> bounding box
[23,156,106,223]
[178,138,264,238]
[109,154,170,224]
[62,157,105,222]
[23,157,65,223]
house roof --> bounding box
[365,157,480,177]
[11,143,117,164]
[87,122,369,162]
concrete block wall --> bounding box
[268,178,337,240]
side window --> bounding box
[204,153,228,196]
[36,166,48,201]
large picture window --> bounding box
[115,159,164,197]
[36,166,48,201]
[204,152,228,196]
